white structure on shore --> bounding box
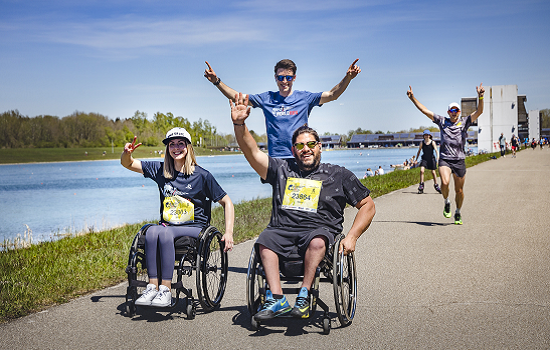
[528,110,540,140]
[475,85,526,153]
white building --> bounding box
[475,85,522,153]
[528,110,540,140]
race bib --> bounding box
[162,195,194,224]
[282,177,322,213]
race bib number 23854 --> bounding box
[282,177,322,213]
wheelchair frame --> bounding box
[245,233,357,334]
[124,201,228,319]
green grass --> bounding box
[0,146,236,164]
[0,150,501,322]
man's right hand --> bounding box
[230,93,251,124]
[204,61,218,83]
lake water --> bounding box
[0,147,475,244]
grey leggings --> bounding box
[145,225,202,281]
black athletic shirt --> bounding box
[263,157,371,235]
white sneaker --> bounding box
[151,285,172,307]
[135,284,158,306]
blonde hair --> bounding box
[163,140,197,179]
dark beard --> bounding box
[296,151,321,172]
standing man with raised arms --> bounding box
[407,83,485,224]
[204,59,361,159]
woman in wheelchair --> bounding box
[121,127,234,308]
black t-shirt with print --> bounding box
[263,157,371,235]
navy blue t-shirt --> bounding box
[249,90,323,158]
[141,161,226,227]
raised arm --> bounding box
[230,93,269,179]
[204,61,252,105]
[470,83,485,122]
[217,194,235,252]
[407,86,435,121]
[121,136,143,174]
[319,59,361,105]
[339,195,376,255]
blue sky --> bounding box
[1,0,549,136]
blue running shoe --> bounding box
[290,287,310,318]
[254,290,291,321]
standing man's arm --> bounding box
[204,61,252,106]
[319,59,361,105]
[407,86,435,121]
[230,93,269,179]
[470,83,485,122]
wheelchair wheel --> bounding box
[246,246,263,316]
[332,235,357,327]
[196,226,228,312]
[125,244,148,316]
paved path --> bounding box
[2,149,549,349]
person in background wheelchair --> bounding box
[230,93,376,321]
[121,127,234,307]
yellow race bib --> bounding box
[162,195,194,224]
[282,178,322,213]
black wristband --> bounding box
[233,122,245,126]
[213,77,221,86]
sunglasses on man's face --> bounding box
[294,141,319,150]
[449,108,460,113]
[276,75,295,82]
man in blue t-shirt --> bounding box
[204,59,361,158]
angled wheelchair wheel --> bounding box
[332,235,358,327]
[246,246,263,317]
[196,226,228,312]
[125,228,150,317]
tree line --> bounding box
[0,110,245,149]
[2,108,548,149]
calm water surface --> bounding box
[0,147,475,243]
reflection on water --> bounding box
[0,147,475,243]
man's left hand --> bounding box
[347,59,361,79]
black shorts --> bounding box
[420,157,437,170]
[255,226,335,259]
[439,158,466,178]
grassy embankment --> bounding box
[0,148,501,322]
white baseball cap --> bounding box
[162,127,192,145]
[448,102,460,111]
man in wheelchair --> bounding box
[230,93,376,321]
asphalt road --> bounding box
[1,148,549,349]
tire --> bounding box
[246,246,262,316]
[332,235,357,327]
[196,226,228,312]
[250,316,260,331]
[187,303,196,320]
[323,317,331,335]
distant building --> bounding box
[346,131,477,148]
[320,135,342,149]
[528,110,541,141]
[475,85,529,152]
